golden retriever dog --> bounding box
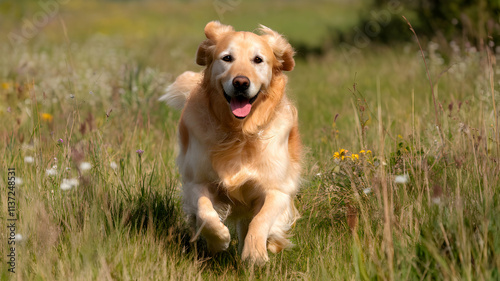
[159,21,301,264]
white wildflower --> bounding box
[60,182,70,190]
[432,197,441,205]
[110,161,118,170]
[15,178,23,186]
[46,167,57,176]
[79,162,92,172]
[394,174,409,184]
[363,188,372,194]
[61,178,79,191]
[24,156,34,163]
[15,234,23,241]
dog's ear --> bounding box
[258,25,295,71]
[204,21,234,42]
[196,21,234,66]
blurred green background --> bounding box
[1,0,363,65]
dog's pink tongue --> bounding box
[230,98,252,118]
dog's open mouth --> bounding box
[224,91,259,119]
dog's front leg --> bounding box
[186,183,231,253]
[241,190,289,265]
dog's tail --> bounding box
[159,71,202,110]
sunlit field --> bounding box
[1,0,499,280]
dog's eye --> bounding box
[253,56,263,64]
[222,55,233,62]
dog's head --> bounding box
[196,21,294,121]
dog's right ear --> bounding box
[196,21,234,66]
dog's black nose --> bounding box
[232,76,250,91]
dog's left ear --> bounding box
[258,25,295,71]
[196,21,235,66]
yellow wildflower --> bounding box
[367,150,372,154]
[334,149,357,161]
[359,150,365,154]
[41,113,53,122]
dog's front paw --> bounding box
[198,212,231,253]
[203,223,230,253]
[241,235,269,265]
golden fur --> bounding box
[160,21,302,264]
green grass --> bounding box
[1,0,499,280]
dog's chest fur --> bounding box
[178,103,295,201]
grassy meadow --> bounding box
[1,0,499,280]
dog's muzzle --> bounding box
[223,76,260,119]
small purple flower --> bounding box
[58,138,63,144]
[136,149,144,157]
